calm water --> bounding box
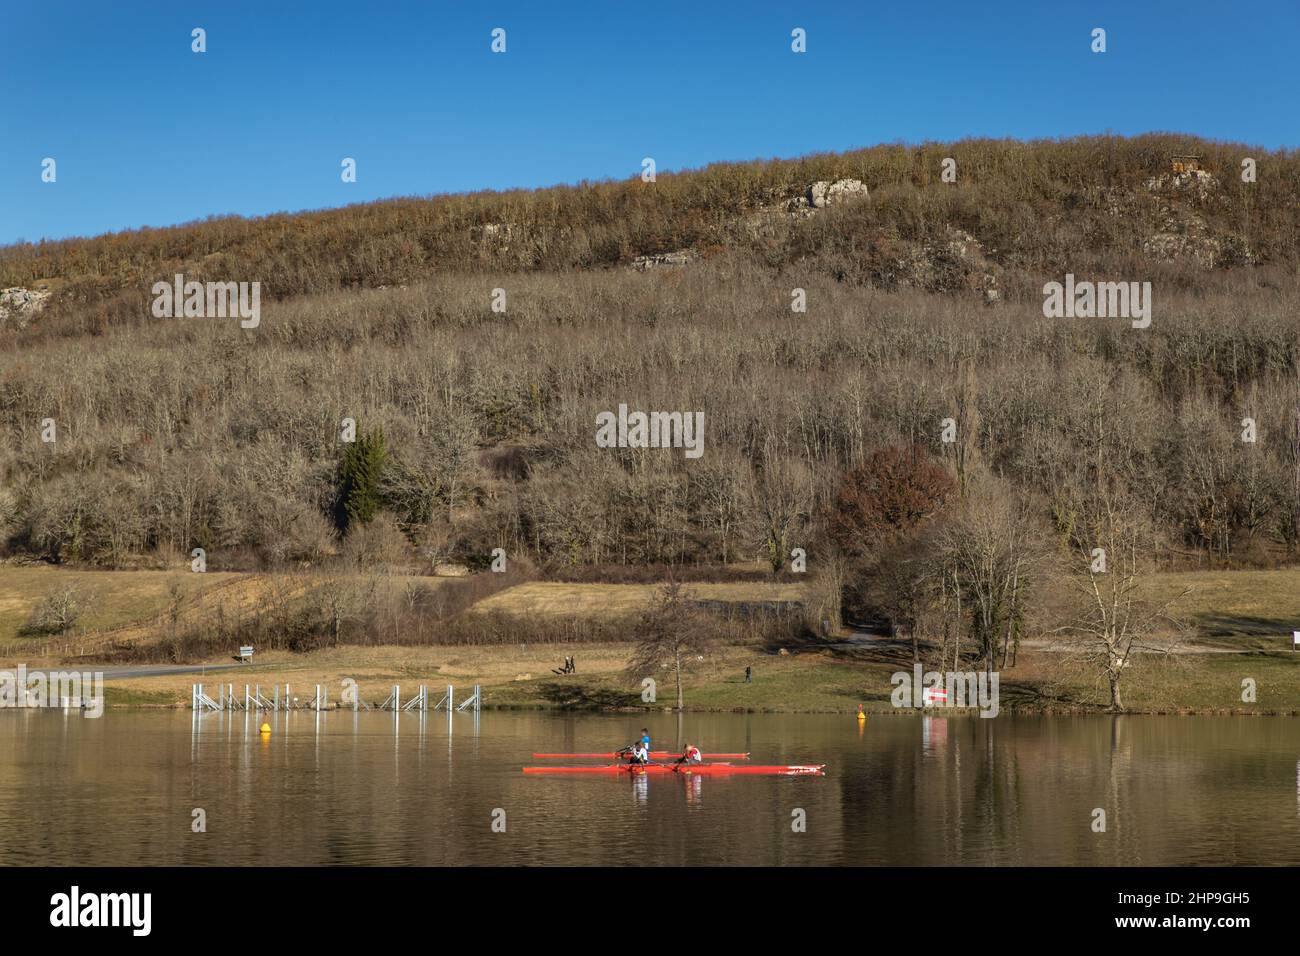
[1,710,1298,866]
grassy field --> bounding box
[4,563,1300,714]
[0,566,806,633]
[0,565,245,645]
[90,639,1300,715]
[4,563,1298,643]
[1146,567,1300,649]
[471,580,806,616]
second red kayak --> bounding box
[531,752,750,760]
[523,763,825,776]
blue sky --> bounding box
[2,0,1296,245]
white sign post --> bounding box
[1292,632,1299,652]
[922,686,948,707]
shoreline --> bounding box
[92,700,1300,717]
[58,637,1299,717]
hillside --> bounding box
[1,133,1299,594]
[3,133,1297,337]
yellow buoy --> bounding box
[260,723,271,734]
[857,705,866,721]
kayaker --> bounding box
[676,743,702,765]
[628,741,650,765]
[639,728,651,751]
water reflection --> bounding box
[921,716,948,755]
[4,712,1300,866]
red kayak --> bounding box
[531,752,750,760]
[523,763,825,776]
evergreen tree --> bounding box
[336,428,388,533]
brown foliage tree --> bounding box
[826,446,956,559]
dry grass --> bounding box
[0,565,466,656]
[471,580,808,616]
[0,565,244,644]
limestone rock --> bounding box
[1141,231,1222,269]
[477,222,515,253]
[1144,169,1218,197]
[630,249,695,272]
[807,178,869,208]
[0,287,51,330]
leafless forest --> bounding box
[2,134,1299,671]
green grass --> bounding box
[1080,652,1300,713]
[103,685,186,707]
[455,650,1300,715]
[1146,567,1300,649]
[90,636,1300,715]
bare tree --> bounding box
[932,475,1046,673]
[311,573,377,647]
[751,435,812,577]
[1055,493,1188,711]
[695,458,748,564]
[945,362,982,497]
[625,581,714,710]
[1289,407,1300,552]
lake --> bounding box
[1,710,1297,866]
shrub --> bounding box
[24,583,96,636]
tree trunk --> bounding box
[674,645,683,711]
[1292,409,1300,551]
[952,570,962,668]
[1108,669,1124,712]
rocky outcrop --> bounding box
[1140,207,1256,269]
[0,287,51,330]
[884,227,1003,300]
[783,178,870,214]
[741,179,871,235]
[475,222,516,255]
[1136,170,1256,267]
[1141,229,1224,269]
[808,178,869,208]
[631,250,695,271]
[1145,168,1218,198]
